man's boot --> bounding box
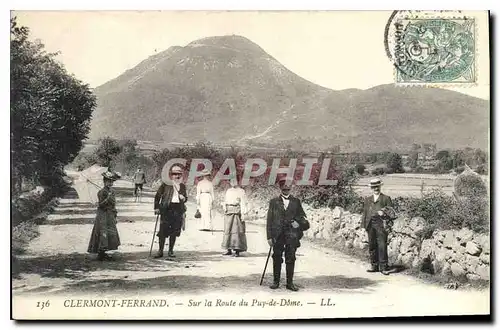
[366,264,378,272]
[380,264,391,275]
[269,261,281,289]
[154,237,165,258]
[286,263,299,291]
[168,236,176,258]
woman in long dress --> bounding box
[196,169,214,231]
[221,179,248,257]
[87,171,121,261]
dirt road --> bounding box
[12,179,490,319]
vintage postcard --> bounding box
[11,10,490,320]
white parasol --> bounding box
[73,164,108,204]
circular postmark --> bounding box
[384,11,475,83]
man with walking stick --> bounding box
[152,165,187,258]
[265,179,309,291]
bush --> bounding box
[372,167,385,176]
[454,169,487,198]
[355,164,366,175]
[398,187,489,234]
[295,166,361,210]
[476,164,488,175]
[405,189,454,228]
[447,196,489,233]
[12,221,40,254]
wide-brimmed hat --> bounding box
[200,168,211,176]
[368,178,383,188]
[171,166,183,174]
[102,171,121,181]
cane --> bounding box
[260,245,273,286]
[149,214,160,257]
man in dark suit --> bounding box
[266,179,310,291]
[154,166,187,258]
[362,178,396,275]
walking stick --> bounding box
[149,214,160,257]
[260,245,273,286]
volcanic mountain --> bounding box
[89,35,489,152]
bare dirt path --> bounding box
[12,179,489,319]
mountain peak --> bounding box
[90,35,488,152]
[186,35,268,56]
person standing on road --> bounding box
[266,179,310,291]
[133,167,146,197]
[221,177,248,257]
[362,178,396,275]
[87,171,122,261]
[196,169,214,231]
[153,166,187,258]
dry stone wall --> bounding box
[242,193,490,282]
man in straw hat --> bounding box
[362,178,396,275]
[153,165,187,258]
[266,178,310,291]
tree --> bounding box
[386,153,405,173]
[355,164,366,175]
[95,137,122,168]
[11,17,96,189]
[408,151,419,169]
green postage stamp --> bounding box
[385,11,477,85]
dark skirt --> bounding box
[157,203,184,238]
[87,208,121,253]
[221,205,247,252]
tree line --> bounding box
[11,17,96,195]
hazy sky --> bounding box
[14,10,489,100]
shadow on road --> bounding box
[19,272,379,295]
[62,187,80,200]
[16,250,379,295]
[44,215,155,225]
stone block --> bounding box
[466,273,481,282]
[443,231,456,249]
[465,241,482,256]
[479,252,490,265]
[450,262,466,277]
[475,264,490,280]
[332,206,343,219]
[456,228,474,243]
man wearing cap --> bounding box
[362,178,396,275]
[153,165,187,258]
[266,179,310,291]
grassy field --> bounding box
[355,174,456,198]
[354,173,489,198]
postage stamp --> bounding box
[10,10,490,321]
[385,11,477,85]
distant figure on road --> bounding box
[87,170,122,261]
[266,179,310,291]
[362,178,396,275]
[196,169,214,231]
[133,167,146,197]
[153,166,187,258]
[221,177,248,257]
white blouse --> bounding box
[196,179,214,203]
[224,187,247,214]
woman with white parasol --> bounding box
[87,170,122,261]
